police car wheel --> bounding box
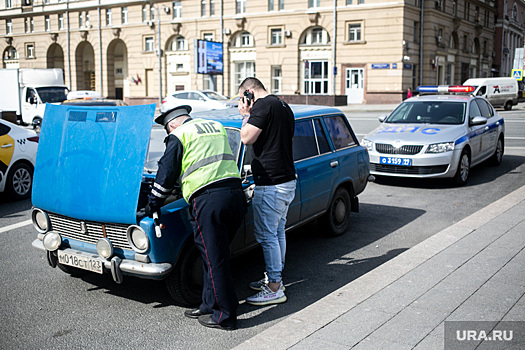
[452,149,470,186]
[165,243,203,307]
[324,187,351,237]
[6,162,33,201]
[490,137,504,166]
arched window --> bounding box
[511,4,518,21]
[168,36,187,51]
[231,31,254,47]
[300,26,330,45]
[3,46,18,60]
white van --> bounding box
[463,77,518,110]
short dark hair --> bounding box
[238,77,267,92]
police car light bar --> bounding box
[417,85,475,93]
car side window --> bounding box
[323,115,356,150]
[469,100,482,120]
[187,93,201,100]
[475,99,491,118]
[313,119,331,154]
[175,92,188,99]
[0,123,10,136]
[293,120,318,161]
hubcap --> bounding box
[13,167,31,195]
[333,198,347,225]
[460,155,469,181]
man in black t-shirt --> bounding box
[238,77,296,306]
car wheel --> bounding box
[504,101,513,111]
[165,243,203,307]
[6,162,33,201]
[323,187,351,237]
[490,137,504,166]
[452,149,470,186]
[57,263,88,277]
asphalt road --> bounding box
[0,106,524,350]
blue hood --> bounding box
[32,103,155,224]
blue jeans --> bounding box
[252,180,296,283]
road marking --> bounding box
[0,219,32,233]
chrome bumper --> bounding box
[32,239,172,280]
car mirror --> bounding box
[378,115,387,123]
[469,116,487,126]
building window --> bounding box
[464,2,469,21]
[26,43,34,58]
[232,31,254,47]
[4,46,18,60]
[210,0,215,16]
[121,7,128,25]
[301,27,330,45]
[79,12,84,28]
[348,23,361,42]
[201,0,206,16]
[271,66,282,93]
[358,0,364,4]
[173,1,181,19]
[511,4,518,21]
[304,60,329,94]
[234,61,255,89]
[312,28,323,44]
[452,0,456,16]
[25,17,30,33]
[176,36,186,50]
[474,6,479,22]
[106,9,112,26]
[413,21,419,43]
[142,5,148,22]
[269,0,283,10]
[86,12,90,27]
[271,28,282,45]
[58,14,64,30]
[463,34,468,51]
[30,17,34,32]
[6,0,12,8]
[346,0,352,4]
[45,15,51,31]
[236,0,246,14]
[145,37,154,52]
[203,32,214,41]
[150,4,155,21]
[268,0,274,10]
[6,19,12,34]
[308,0,320,8]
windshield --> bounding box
[385,101,466,125]
[202,91,228,101]
[36,87,69,103]
[143,126,242,174]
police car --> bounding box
[361,86,505,185]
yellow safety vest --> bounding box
[172,118,240,202]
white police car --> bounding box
[361,86,505,185]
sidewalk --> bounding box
[234,184,525,349]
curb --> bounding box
[233,184,525,350]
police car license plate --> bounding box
[380,157,412,166]
[57,251,104,274]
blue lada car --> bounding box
[31,103,370,306]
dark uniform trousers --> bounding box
[189,180,247,327]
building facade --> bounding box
[1,0,498,105]
[493,0,525,76]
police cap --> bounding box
[154,105,192,125]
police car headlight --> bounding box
[426,142,454,153]
[361,138,373,151]
[127,226,149,254]
[32,208,50,234]
[96,238,114,259]
[43,232,61,251]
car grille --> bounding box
[375,143,423,155]
[371,164,449,175]
[48,213,132,250]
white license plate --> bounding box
[57,251,104,274]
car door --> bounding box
[467,100,485,164]
[475,99,499,159]
[0,121,15,186]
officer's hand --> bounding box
[145,203,158,218]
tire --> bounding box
[6,162,33,201]
[490,137,504,166]
[57,263,88,277]
[452,149,470,186]
[165,243,203,307]
[504,101,513,111]
[323,187,351,237]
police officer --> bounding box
[145,105,247,331]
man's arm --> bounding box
[241,120,262,145]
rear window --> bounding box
[293,118,331,161]
[323,115,356,149]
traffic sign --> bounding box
[511,69,523,81]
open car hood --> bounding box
[32,103,155,224]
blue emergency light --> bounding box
[417,85,475,93]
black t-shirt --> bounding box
[247,95,295,185]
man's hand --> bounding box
[145,203,159,218]
[238,94,253,116]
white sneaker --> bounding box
[249,277,286,292]
[246,284,287,306]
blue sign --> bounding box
[195,39,224,75]
[392,63,397,69]
[371,63,390,69]
[404,63,413,69]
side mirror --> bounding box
[378,115,387,123]
[469,116,487,126]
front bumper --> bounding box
[32,239,172,281]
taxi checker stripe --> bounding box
[181,154,235,182]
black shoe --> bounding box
[184,308,211,319]
[197,314,237,331]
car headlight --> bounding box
[426,142,454,153]
[361,138,373,151]
[127,225,149,254]
[96,238,114,259]
[43,232,61,251]
[32,208,50,234]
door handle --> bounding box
[1,143,13,148]
[484,126,489,131]
[330,161,339,168]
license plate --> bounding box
[380,156,412,166]
[57,251,104,274]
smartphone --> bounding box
[243,90,254,105]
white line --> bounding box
[0,219,32,233]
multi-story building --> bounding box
[1,0,497,105]
[493,0,525,76]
